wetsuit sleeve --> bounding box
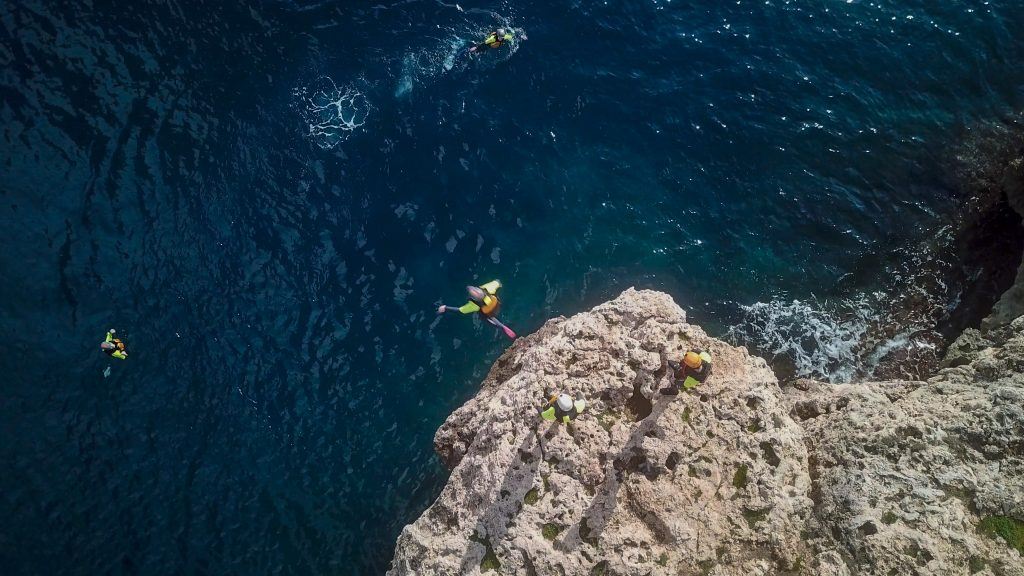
[682,374,700,389]
[457,301,481,314]
[574,399,587,413]
[105,331,113,343]
[540,406,556,421]
[113,351,127,360]
[479,280,501,294]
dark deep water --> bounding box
[2,1,1023,574]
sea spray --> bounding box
[728,155,1024,384]
[727,295,879,383]
[727,237,961,384]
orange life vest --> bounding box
[104,339,126,356]
[481,294,500,316]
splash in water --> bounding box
[295,76,370,149]
[393,19,526,97]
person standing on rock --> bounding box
[436,280,517,340]
[662,349,712,394]
[540,393,587,424]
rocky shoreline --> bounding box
[386,129,1024,575]
[388,288,1024,575]
[728,120,1024,385]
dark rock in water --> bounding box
[870,329,945,381]
[948,119,1024,334]
[858,119,1024,380]
[728,121,1024,384]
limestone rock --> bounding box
[788,321,1024,575]
[389,289,813,575]
[389,289,1024,575]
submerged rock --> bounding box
[389,288,1024,575]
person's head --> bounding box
[683,351,703,369]
[466,285,487,304]
[497,28,507,36]
[556,394,573,412]
[101,342,115,351]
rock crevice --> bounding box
[389,288,1024,575]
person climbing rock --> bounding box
[468,28,515,55]
[540,393,587,424]
[662,349,712,394]
[437,280,517,339]
[100,329,128,360]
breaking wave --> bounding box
[728,228,966,383]
[727,295,880,383]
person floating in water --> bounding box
[662,349,712,395]
[100,329,128,360]
[540,393,587,424]
[468,28,514,55]
[437,280,517,339]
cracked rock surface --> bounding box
[788,317,1024,576]
[389,289,812,575]
[388,289,1024,575]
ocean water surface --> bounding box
[2,1,1023,573]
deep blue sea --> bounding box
[2,1,1023,574]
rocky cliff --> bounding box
[386,123,1024,575]
[388,287,1024,575]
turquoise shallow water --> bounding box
[2,1,1023,573]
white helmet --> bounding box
[556,394,574,412]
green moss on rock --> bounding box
[524,488,540,505]
[597,412,618,431]
[469,532,501,572]
[542,522,563,541]
[978,515,1024,554]
[480,543,500,572]
[742,507,769,528]
[733,464,749,489]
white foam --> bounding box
[727,295,877,382]
[294,76,370,149]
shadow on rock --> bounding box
[575,392,676,548]
[457,430,542,573]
